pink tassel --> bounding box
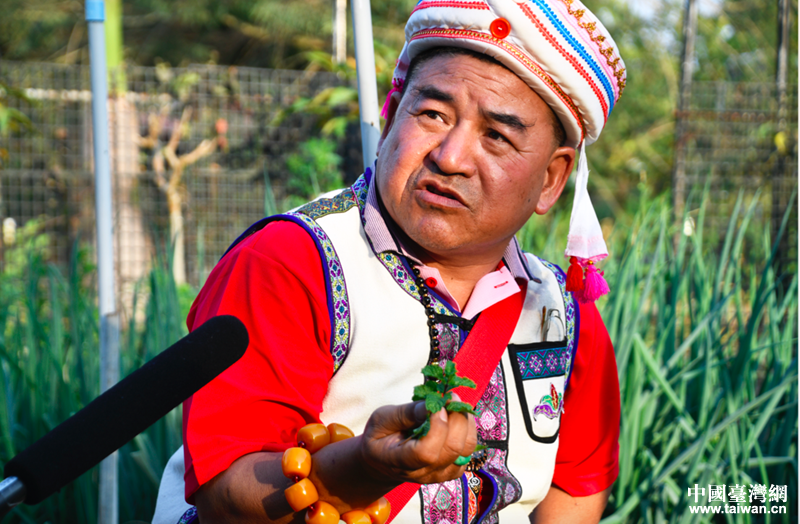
[380,79,403,119]
[576,262,609,303]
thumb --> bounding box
[367,401,428,436]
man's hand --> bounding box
[359,396,478,485]
[195,398,478,524]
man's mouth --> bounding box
[426,184,459,200]
[417,181,467,209]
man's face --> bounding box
[376,53,575,263]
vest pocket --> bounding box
[507,341,568,443]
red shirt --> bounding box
[182,220,620,501]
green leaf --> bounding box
[444,361,457,379]
[326,86,358,107]
[425,392,446,414]
[409,419,431,439]
[449,376,476,390]
[412,382,439,401]
[421,364,445,382]
[446,401,476,415]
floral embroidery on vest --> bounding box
[422,479,465,524]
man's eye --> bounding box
[487,129,509,143]
[422,110,442,120]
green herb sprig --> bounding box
[409,361,477,439]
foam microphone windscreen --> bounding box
[3,314,248,505]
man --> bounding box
[153,1,625,523]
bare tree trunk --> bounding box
[109,96,150,313]
[167,186,186,285]
[152,106,217,286]
[333,0,347,64]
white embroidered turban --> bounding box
[389,0,627,301]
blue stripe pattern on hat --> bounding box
[527,0,615,113]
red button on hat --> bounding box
[490,18,511,39]
[425,277,438,288]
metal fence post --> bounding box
[672,0,698,222]
[773,0,793,273]
[351,0,380,170]
[86,2,120,523]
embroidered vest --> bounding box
[152,175,579,524]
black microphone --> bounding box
[0,314,248,515]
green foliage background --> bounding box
[0,0,796,201]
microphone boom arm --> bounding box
[0,477,26,520]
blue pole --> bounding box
[86,1,120,523]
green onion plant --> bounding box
[0,184,795,523]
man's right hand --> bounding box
[195,398,478,524]
[359,396,478,485]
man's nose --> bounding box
[428,124,477,177]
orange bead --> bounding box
[297,423,330,454]
[327,423,355,443]
[282,447,312,480]
[305,501,340,524]
[365,497,391,524]
[285,478,319,512]
[341,509,372,524]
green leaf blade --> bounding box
[421,364,445,382]
[409,419,431,439]
[446,401,476,415]
[425,392,446,414]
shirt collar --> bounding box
[362,169,534,282]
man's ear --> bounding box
[535,146,576,215]
[376,90,403,153]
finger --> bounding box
[367,401,428,438]
[443,393,478,458]
[438,408,471,463]
[460,413,478,457]
[406,407,451,469]
[436,462,470,482]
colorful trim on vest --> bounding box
[292,187,366,373]
[176,507,197,524]
[514,343,568,380]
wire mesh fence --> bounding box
[0,60,354,303]
[1,61,797,309]
[675,81,798,273]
